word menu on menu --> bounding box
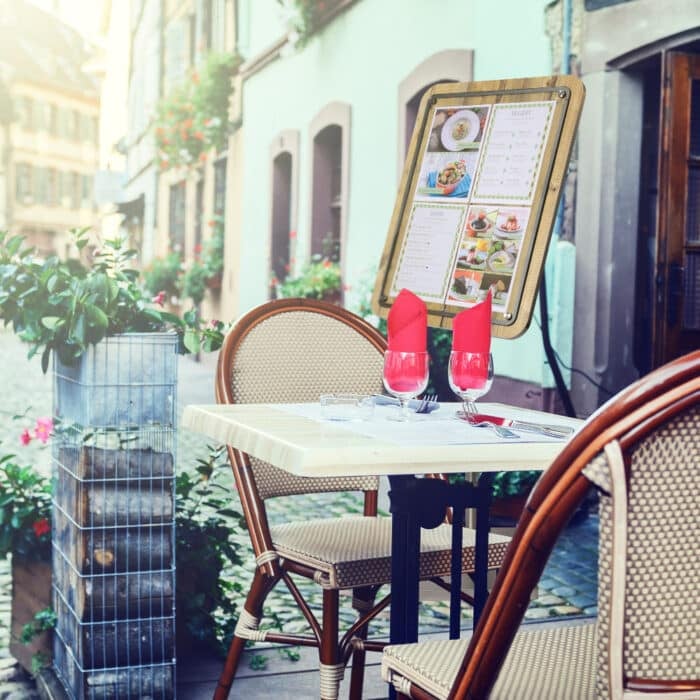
[373,76,584,338]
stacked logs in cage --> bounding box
[53,443,175,697]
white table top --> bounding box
[181,401,583,478]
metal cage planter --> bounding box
[51,333,178,700]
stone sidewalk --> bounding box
[0,330,598,697]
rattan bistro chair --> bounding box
[213,298,511,700]
[381,349,700,699]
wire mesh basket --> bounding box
[51,333,178,699]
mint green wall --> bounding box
[236,0,574,387]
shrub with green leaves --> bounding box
[142,252,183,298]
[175,445,246,655]
[0,229,226,370]
[276,256,341,300]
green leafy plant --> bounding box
[275,255,341,301]
[142,252,183,299]
[154,52,240,170]
[180,260,209,306]
[202,216,225,281]
[175,444,246,655]
[0,229,226,370]
[491,470,540,500]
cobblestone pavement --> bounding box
[0,330,598,696]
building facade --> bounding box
[565,0,700,415]
[123,0,700,415]
[0,0,100,257]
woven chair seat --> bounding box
[271,515,511,590]
[382,620,597,699]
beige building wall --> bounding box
[9,83,99,256]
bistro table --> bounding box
[181,401,582,648]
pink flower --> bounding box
[34,417,54,444]
[152,291,166,307]
[20,428,32,446]
[207,319,219,329]
[32,518,50,538]
[289,230,297,239]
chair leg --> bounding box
[348,586,377,700]
[319,588,343,700]
[214,569,278,700]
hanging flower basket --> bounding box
[154,52,241,171]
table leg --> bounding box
[473,473,494,625]
[449,505,464,639]
[388,475,421,645]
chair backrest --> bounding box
[215,298,386,503]
[451,350,700,699]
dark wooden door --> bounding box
[654,51,700,365]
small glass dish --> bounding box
[319,394,374,421]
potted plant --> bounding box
[154,52,240,171]
[275,255,342,303]
[175,445,245,655]
[142,252,183,302]
[0,229,228,695]
[0,416,54,673]
[202,216,225,289]
[180,259,209,306]
[0,229,225,368]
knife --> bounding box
[468,412,575,438]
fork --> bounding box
[460,401,518,438]
[415,393,438,414]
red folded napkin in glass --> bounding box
[387,288,427,352]
[451,293,492,387]
[452,292,492,354]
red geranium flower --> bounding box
[33,518,50,538]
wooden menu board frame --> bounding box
[372,75,585,338]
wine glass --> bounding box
[447,351,494,417]
[382,351,430,421]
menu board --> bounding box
[372,76,584,338]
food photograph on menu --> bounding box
[415,106,489,199]
[447,205,529,308]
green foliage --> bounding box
[175,444,246,655]
[491,470,540,500]
[248,653,268,671]
[275,256,341,300]
[0,456,51,562]
[0,229,227,371]
[202,216,225,279]
[142,252,182,298]
[20,607,57,644]
[180,260,209,306]
[154,52,240,170]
